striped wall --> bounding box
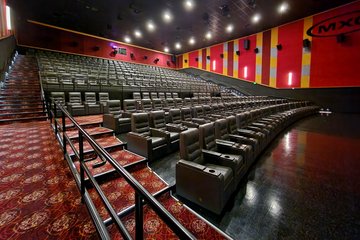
[0,0,10,38]
[178,1,360,89]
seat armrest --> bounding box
[103,114,118,130]
[150,128,170,139]
[215,140,247,156]
[122,112,133,118]
[126,132,152,158]
[229,134,258,147]
[166,124,185,132]
[192,118,208,124]
[181,121,199,128]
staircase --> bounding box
[0,54,47,123]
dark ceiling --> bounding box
[8,0,357,54]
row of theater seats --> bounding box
[176,102,319,214]
[37,50,220,93]
[50,92,110,116]
[115,99,318,214]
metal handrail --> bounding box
[52,102,195,240]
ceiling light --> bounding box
[134,30,142,38]
[164,47,170,53]
[124,36,131,43]
[252,14,261,23]
[184,0,194,10]
[146,21,156,31]
[163,11,173,23]
[175,42,181,49]
[189,37,195,45]
[205,32,212,39]
[226,24,234,33]
[278,2,289,14]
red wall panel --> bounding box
[238,36,256,82]
[310,2,360,87]
[210,44,223,74]
[202,49,206,70]
[277,21,303,88]
[228,41,234,77]
[17,21,175,69]
[189,51,199,68]
[261,30,271,86]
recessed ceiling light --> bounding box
[252,14,261,23]
[175,42,181,49]
[189,37,195,45]
[124,36,131,43]
[226,24,234,33]
[164,47,170,52]
[278,2,289,14]
[184,0,194,10]
[146,21,156,31]
[134,30,142,38]
[163,11,173,23]
[205,31,212,39]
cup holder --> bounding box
[224,155,230,158]
[209,169,215,173]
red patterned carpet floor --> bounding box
[0,121,98,239]
[0,120,230,239]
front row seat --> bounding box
[176,128,235,214]
[126,112,169,161]
[102,100,131,133]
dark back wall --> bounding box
[183,68,360,113]
[0,35,16,82]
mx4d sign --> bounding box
[307,10,360,37]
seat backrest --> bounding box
[142,92,150,99]
[199,122,217,151]
[68,92,82,105]
[150,92,158,99]
[179,128,203,164]
[152,98,163,110]
[165,98,175,108]
[174,98,183,108]
[183,98,191,106]
[193,106,204,118]
[141,99,153,111]
[50,92,65,105]
[84,92,96,104]
[203,105,212,116]
[158,92,165,99]
[169,109,181,124]
[131,112,150,136]
[226,116,237,134]
[165,92,172,99]
[181,108,192,121]
[172,92,179,98]
[214,118,229,141]
[106,100,122,115]
[150,110,166,130]
[124,99,137,112]
[133,92,141,100]
[99,92,109,103]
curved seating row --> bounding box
[176,102,319,214]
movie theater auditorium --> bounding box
[0,0,359,239]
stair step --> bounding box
[0,99,42,103]
[0,116,47,124]
[0,111,46,117]
[0,107,44,113]
[0,103,43,107]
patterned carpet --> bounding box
[0,121,98,239]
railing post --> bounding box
[54,102,58,135]
[79,130,85,203]
[135,192,143,240]
[62,110,67,156]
